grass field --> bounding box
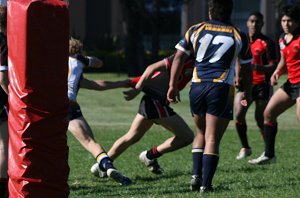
[68,73,300,198]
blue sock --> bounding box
[202,154,219,187]
[192,148,204,176]
[96,152,115,171]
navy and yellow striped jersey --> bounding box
[176,20,252,85]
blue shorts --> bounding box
[189,82,234,120]
[68,102,83,121]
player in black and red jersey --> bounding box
[234,11,278,160]
[0,6,8,198]
[249,4,300,165]
[91,54,194,177]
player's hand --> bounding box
[167,86,180,104]
[122,79,132,88]
[234,77,241,89]
[270,72,279,86]
[240,92,251,107]
[123,88,140,101]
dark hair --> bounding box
[248,11,263,22]
[208,0,233,22]
[0,6,6,30]
[280,5,300,22]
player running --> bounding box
[167,0,253,193]
[91,54,194,177]
[68,37,132,185]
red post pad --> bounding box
[7,0,69,197]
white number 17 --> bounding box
[196,34,234,63]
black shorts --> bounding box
[68,102,83,121]
[281,80,300,100]
[238,82,272,101]
[189,82,234,120]
[252,83,272,100]
[138,95,176,119]
[0,106,8,122]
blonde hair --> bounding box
[69,37,83,55]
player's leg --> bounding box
[249,88,294,164]
[199,83,232,192]
[201,114,229,191]
[234,91,252,159]
[190,115,205,191]
[68,116,106,157]
[154,114,194,153]
[107,114,153,160]
[254,99,268,137]
[139,114,194,175]
[0,116,8,198]
[68,117,131,185]
[254,83,273,139]
[296,97,300,123]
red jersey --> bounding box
[250,33,277,85]
[279,34,300,84]
[131,55,194,103]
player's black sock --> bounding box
[202,154,219,188]
[235,121,250,148]
[264,122,277,158]
[192,148,204,176]
[0,178,8,198]
[146,146,162,160]
[96,152,115,171]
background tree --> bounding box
[120,0,146,77]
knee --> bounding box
[263,108,273,122]
[185,131,194,144]
[178,130,194,146]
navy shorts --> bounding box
[68,102,83,121]
[189,82,234,120]
[281,80,300,100]
[252,83,272,100]
[0,106,8,122]
[138,95,176,119]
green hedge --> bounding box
[84,49,175,73]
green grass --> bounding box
[68,73,300,198]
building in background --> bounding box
[69,0,295,51]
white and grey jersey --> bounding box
[68,56,85,101]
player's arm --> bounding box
[235,59,241,88]
[239,32,253,105]
[0,69,8,94]
[80,77,131,91]
[167,50,188,103]
[270,51,286,86]
[135,59,167,90]
[86,56,103,68]
[253,40,278,74]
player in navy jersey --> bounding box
[249,4,300,165]
[90,54,194,177]
[234,12,278,160]
[68,38,132,185]
[167,0,252,193]
[0,6,8,198]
